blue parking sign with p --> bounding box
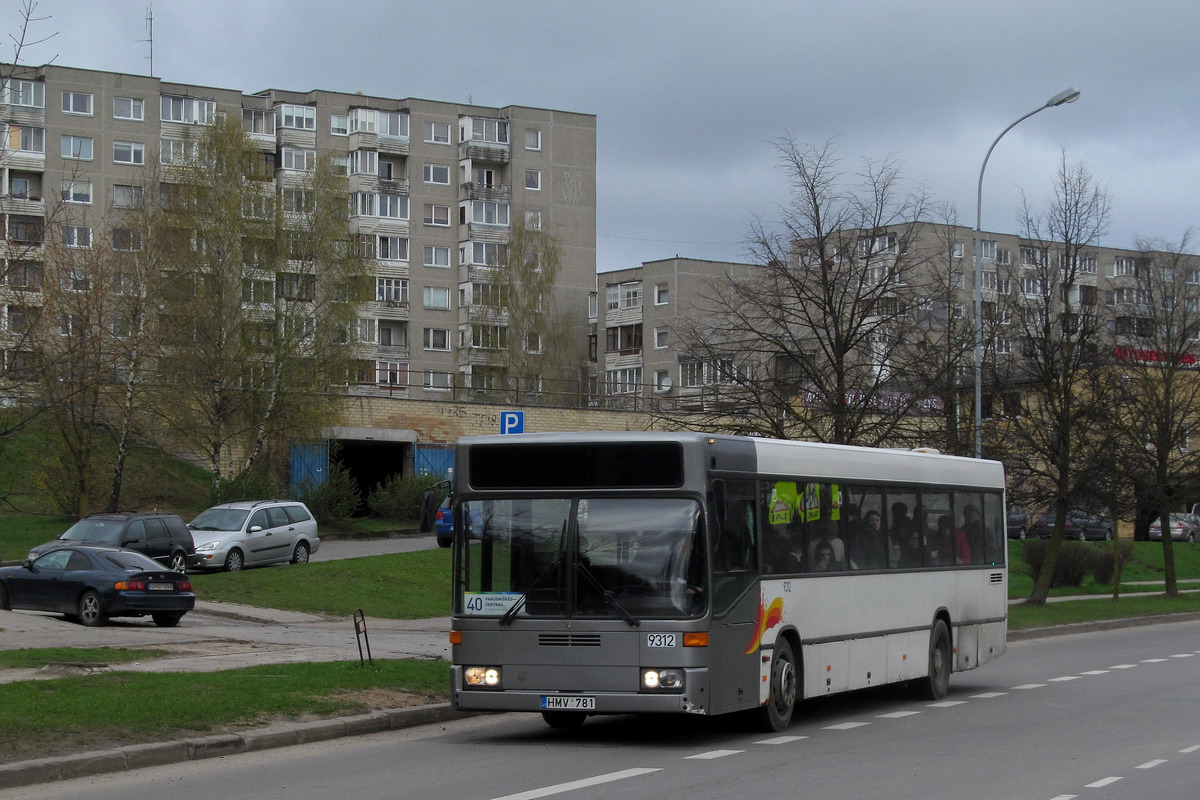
[500,411,524,434]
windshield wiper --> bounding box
[499,556,563,626]
[575,561,640,627]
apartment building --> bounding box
[591,229,1200,420]
[0,63,596,400]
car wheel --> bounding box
[1188,533,1195,544]
[0,582,9,611]
[1104,529,1112,541]
[152,611,184,628]
[756,637,798,732]
[291,540,310,565]
[1077,529,1087,542]
[78,590,107,627]
[1018,527,1026,540]
[168,552,188,573]
[911,619,951,700]
[224,548,245,572]
[541,711,588,730]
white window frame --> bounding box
[161,96,216,124]
[425,121,451,144]
[113,184,143,208]
[423,327,451,351]
[378,194,408,220]
[424,245,450,268]
[277,104,316,130]
[423,286,451,310]
[61,179,92,204]
[525,169,541,190]
[423,370,453,391]
[62,225,92,249]
[113,96,144,121]
[4,79,44,108]
[160,138,197,165]
[113,141,145,165]
[379,110,408,138]
[424,203,450,227]
[375,277,409,304]
[525,210,542,230]
[654,327,668,349]
[423,163,450,185]
[14,125,44,153]
[61,91,92,116]
[61,135,93,160]
[350,149,377,175]
[654,283,669,305]
[281,147,316,171]
[471,200,509,226]
[375,360,408,387]
[525,128,542,151]
[377,235,409,261]
[330,114,348,136]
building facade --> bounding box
[0,63,596,402]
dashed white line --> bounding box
[490,768,662,800]
[1049,676,1080,682]
[1085,777,1123,788]
[823,721,870,730]
[1047,795,1078,800]
[877,710,921,718]
[1180,745,1200,754]
[927,700,967,708]
[1109,663,1138,669]
[1142,658,1168,663]
[1136,759,1167,769]
[970,691,1007,698]
[1080,670,1109,676]
[686,749,743,760]
[756,735,808,745]
[1169,653,1195,658]
[1013,683,1046,689]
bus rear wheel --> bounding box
[757,638,797,732]
[910,619,951,700]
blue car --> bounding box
[0,545,195,627]
[434,499,485,548]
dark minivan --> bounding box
[28,512,197,572]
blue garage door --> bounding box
[414,444,454,480]
[290,442,329,493]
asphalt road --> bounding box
[4,619,1197,800]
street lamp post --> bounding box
[973,87,1080,458]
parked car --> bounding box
[0,545,195,627]
[1030,509,1114,541]
[188,500,319,572]
[1148,513,1199,543]
[434,498,486,548]
[28,512,196,572]
[1006,505,1028,540]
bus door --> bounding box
[706,479,763,715]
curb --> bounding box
[0,703,474,790]
[1006,609,1200,641]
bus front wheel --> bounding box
[911,619,951,700]
[757,637,797,732]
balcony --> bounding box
[368,299,411,319]
[378,177,410,196]
[377,136,410,157]
[370,343,411,360]
[459,141,510,164]
[460,181,510,203]
[464,223,508,243]
[0,194,45,216]
[0,104,45,126]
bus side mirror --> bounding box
[419,489,440,533]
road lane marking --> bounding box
[756,735,808,744]
[823,721,870,730]
[1080,670,1109,675]
[685,750,743,760]
[1085,777,1123,788]
[1049,676,1079,682]
[1169,653,1194,658]
[1180,745,1200,753]
[927,700,967,708]
[1141,658,1168,663]
[1047,795,1078,800]
[970,692,1007,698]
[1012,683,1046,689]
[877,711,921,718]
[490,768,662,800]
[1109,664,1138,669]
[1136,759,1167,769]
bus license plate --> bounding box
[541,696,595,711]
[646,633,676,648]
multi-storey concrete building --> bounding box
[0,63,596,402]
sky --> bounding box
[16,0,1200,271]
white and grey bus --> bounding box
[428,431,1008,730]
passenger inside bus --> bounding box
[811,540,843,572]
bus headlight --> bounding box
[464,666,502,688]
[642,668,684,691]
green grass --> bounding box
[189,549,453,618]
[1007,539,1200,598]
[0,514,75,564]
[0,646,170,669]
[1008,591,1200,629]
[0,659,448,763]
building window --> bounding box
[423,286,451,310]
[376,361,408,387]
[425,121,451,144]
[160,138,197,165]
[61,91,92,115]
[282,188,313,213]
[240,107,274,135]
[470,201,509,226]
[980,240,997,260]
[605,324,642,354]
[376,277,409,303]
[606,367,642,395]
[655,284,669,305]
[161,96,216,124]
[424,371,453,391]
[471,324,508,350]
[525,128,542,151]
[281,147,316,171]
[464,241,505,267]
[350,149,377,175]
[276,104,316,130]
[1020,246,1047,267]
[953,242,964,258]
[525,169,541,190]
[61,180,92,204]
[424,246,450,268]
[1114,257,1137,277]
[655,327,668,349]
[330,114,348,135]
[379,110,408,138]
[423,328,450,351]
[423,163,450,185]
[61,135,93,160]
[1019,276,1042,297]
[62,225,91,249]
[277,272,316,301]
[5,79,44,108]
[13,125,44,153]
[378,193,408,219]
[525,210,542,230]
[377,235,409,261]
[606,281,642,310]
[470,118,509,144]
[112,229,143,252]
[654,370,671,393]
[7,261,42,289]
[423,203,450,226]
[113,141,145,165]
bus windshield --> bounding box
[459,496,705,620]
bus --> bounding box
[424,431,1008,731]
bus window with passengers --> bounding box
[432,432,1007,732]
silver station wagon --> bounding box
[188,500,320,572]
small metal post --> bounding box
[354,609,373,665]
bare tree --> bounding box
[666,137,940,445]
[990,152,1114,605]
[1107,232,1200,596]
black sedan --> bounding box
[1030,509,1114,541]
[0,546,195,627]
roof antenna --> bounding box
[139,5,154,76]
